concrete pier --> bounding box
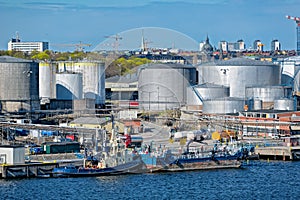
[255,146,300,161]
[0,162,58,178]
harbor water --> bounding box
[0,161,300,200]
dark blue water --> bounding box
[0,161,299,200]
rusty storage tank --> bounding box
[274,98,295,111]
[0,56,39,112]
[202,97,245,114]
[198,57,280,98]
[138,63,197,110]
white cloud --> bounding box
[0,0,228,10]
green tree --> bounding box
[31,51,50,60]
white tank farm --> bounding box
[56,73,83,100]
[245,86,292,102]
[198,57,280,98]
[138,63,197,111]
[39,62,56,104]
[0,56,39,112]
[202,97,245,114]
[274,98,295,111]
[56,61,105,105]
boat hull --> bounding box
[147,154,241,173]
[52,159,147,177]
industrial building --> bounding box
[271,39,281,51]
[8,38,49,53]
[105,74,138,108]
[0,56,40,113]
[253,40,263,51]
[0,145,25,165]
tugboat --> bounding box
[52,130,147,177]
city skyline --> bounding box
[0,0,300,51]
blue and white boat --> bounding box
[52,130,147,177]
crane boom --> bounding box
[286,15,300,55]
[51,42,91,51]
[104,34,122,52]
[286,15,300,24]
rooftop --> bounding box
[0,56,35,63]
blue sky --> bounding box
[0,0,300,51]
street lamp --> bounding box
[157,86,159,110]
[140,90,157,111]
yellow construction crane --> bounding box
[51,41,92,51]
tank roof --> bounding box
[0,56,35,63]
[194,83,229,88]
[106,74,138,83]
[283,56,300,62]
[139,63,195,69]
[202,57,277,66]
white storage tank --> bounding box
[193,83,229,100]
[39,62,56,104]
[274,98,295,111]
[56,73,83,100]
[57,61,105,105]
[249,98,263,110]
[198,57,280,98]
[138,63,197,110]
[202,97,245,114]
[246,86,291,102]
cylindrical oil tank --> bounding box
[39,62,56,104]
[246,86,291,102]
[274,98,295,111]
[202,97,245,114]
[138,63,197,111]
[247,98,262,110]
[193,83,229,100]
[57,61,105,105]
[198,57,280,98]
[0,56,39,112]
[56,73,83,100]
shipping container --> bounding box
[41,130,58,137]
[42,142,80,154]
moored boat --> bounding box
[52,130,147,177]
[142,143,245,173]
[52,155,146,177]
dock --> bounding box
[0,162,58,178]
[255,146,300,161]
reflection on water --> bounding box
[1,161,300,200]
